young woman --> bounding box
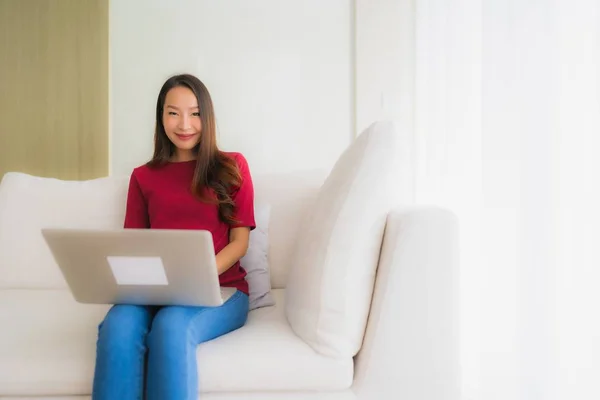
[92,74,255,399]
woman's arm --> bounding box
[124,171,150,228]
[216,153,255,274]
[215,226,250,275]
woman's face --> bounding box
[162,86,202,158]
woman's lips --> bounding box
[175,133,197,141]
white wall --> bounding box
[110,0,353,177]
[355,0,408,133]
[355,0,415,201]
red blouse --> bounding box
[123,152,255,295]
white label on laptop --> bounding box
[107,256,169,285]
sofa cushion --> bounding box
[0,289,353,396]
[285,121,400,358]
[197,289,353,392]
[0,173,129,289]
[0,393,358,400]
[0,290,110,395]
[241,203,274,310]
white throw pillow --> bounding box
[241,203,274,310]
[284,121,400,358]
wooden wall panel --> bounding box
[0,0,109,180]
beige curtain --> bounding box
[0,0,109,180]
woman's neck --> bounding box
[171,150,196,163]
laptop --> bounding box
[40,228,237,307]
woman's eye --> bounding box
[168,111,177,116]
[192,112,200,117]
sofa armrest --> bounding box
[352,206,460,400]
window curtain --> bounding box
[411,0,600,399]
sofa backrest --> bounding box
[0,173,129,289]
[253,170,325,288]
[0,169,325,290]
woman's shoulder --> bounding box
[128,161,170,183]
[221,151,247,163]
[221,151,250,171]
[129,162,152,178]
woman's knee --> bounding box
[97,304,153,351]
[147,306,192,348]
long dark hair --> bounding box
[147,74,241,225]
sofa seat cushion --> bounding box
[0,289,353,396]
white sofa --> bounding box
[0,122,460,399]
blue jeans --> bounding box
[92,290,249,400]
